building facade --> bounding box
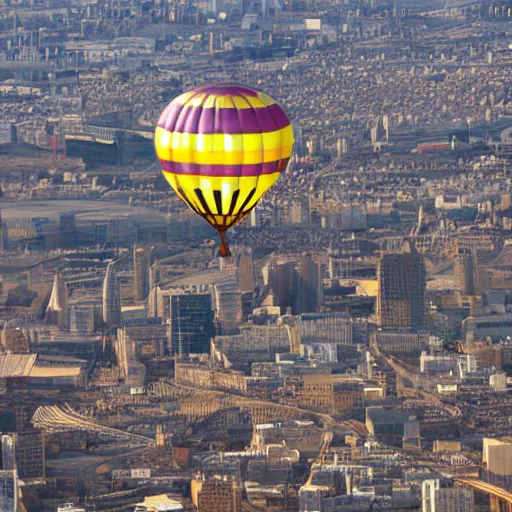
[377,242,426,330]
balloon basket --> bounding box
[217,232,231,258]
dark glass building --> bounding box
[170,293,214,356]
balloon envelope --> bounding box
[155,84,293,256]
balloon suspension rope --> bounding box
[218,231,232,258]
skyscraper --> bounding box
[169,293,214,356]
[377,241,426,330]
[102,262,121,326]
[133,245,150,301]
[44,273,68,330]
[237,250,255,294]
[454,248,476,296]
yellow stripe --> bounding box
[170,147,292,165]
[162,171,280,224]
[173,91,196,105]
[185,93,206,107]
[155,125,294,162]
[173,93,275,109]
[244,95,267,108]
[257,92,275,106]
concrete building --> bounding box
[195,475,241,512]
[102,262,121,326]
[377,242,426,330]
[69,305,95,334]
[489,372,507,391]
[58,212,76,247]
[454,248,476,296]
[483,438,512,476]
[297,312,353,345]
[237,250,255,294]
[296,252,323,313]
[213,287,243,335]
[133,245,150,301]
[422,479,473,512]
[299,484,331,512]
[2,326,29,353]
[366,407,418,447]
[372,331,429,354]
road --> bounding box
[170,380,368,437]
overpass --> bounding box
[32,404,154,446]
[371,343,462,418]
[455,478,512,512]
[169,380,369,437]
[67,122,154,143]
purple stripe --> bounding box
[198,106,215,133]
[158,102,184,132]
[160,158,289,177]
[267,103,290,128]
[158,104,290,134]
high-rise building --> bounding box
[422,479,473,512]
[196,475,241,512]
[58,212,76,247]
[169,293,214,356]
[215,289,243,334]
[0,470,18,512]
[0,211,8,252]
[483,438,512,476]
[102,262,121,326]
[149,263,159,293]
[237,251,254,319]
[2,431,45,478]
[377,242,426,330]
[237,251,254,294]
[44,273,68,330]
[454,248,476,296]
[268,260,297,314]
[296,252,323,313]
[133,245,150,301]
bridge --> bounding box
[455,478,512,512]
[66,122,154,143]
[32,404,154,446]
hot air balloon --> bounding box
[154,84,294,257]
